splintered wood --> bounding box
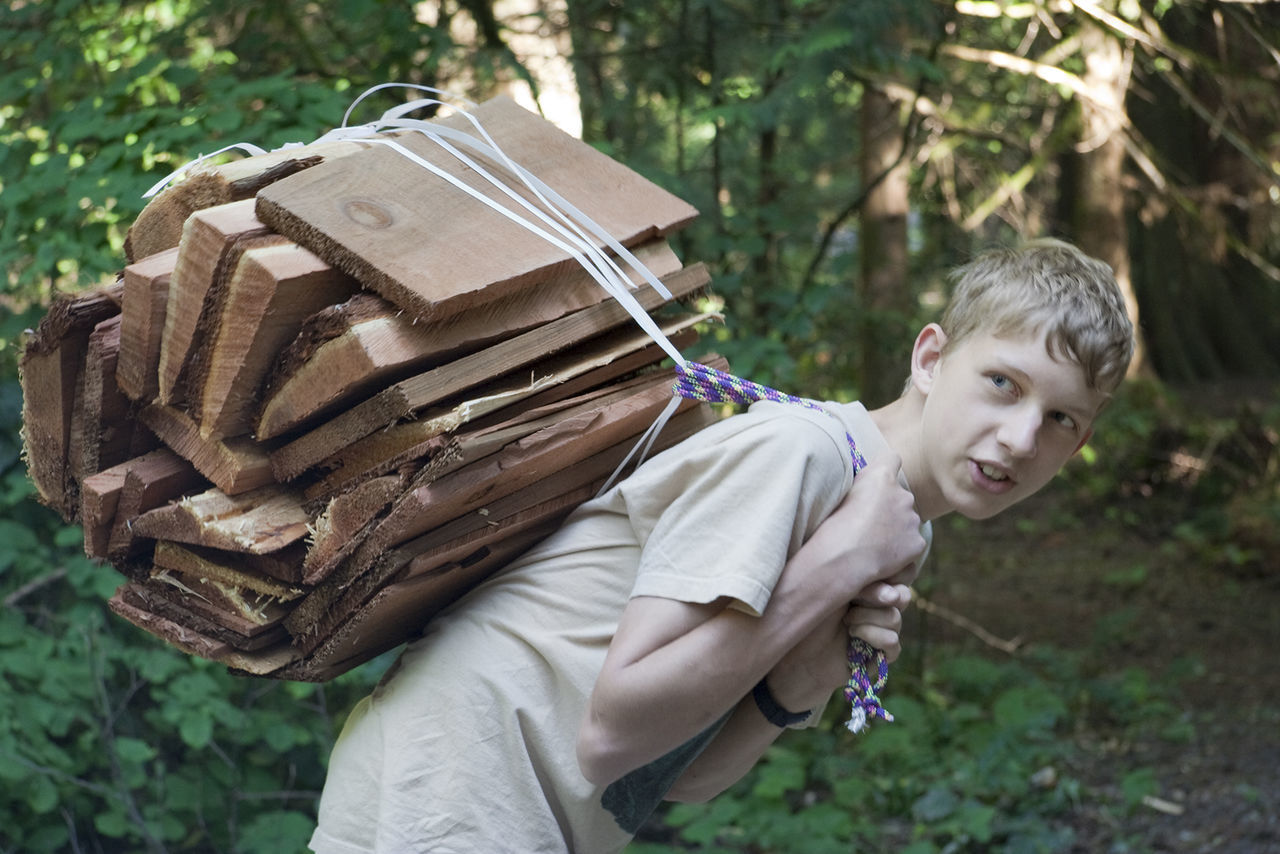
[21,95,723,681]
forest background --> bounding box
[1,1,1277,852]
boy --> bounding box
[309,238,1134,853]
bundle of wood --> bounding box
[20,96,723,681]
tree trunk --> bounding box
[1073,17,1150,380]
[859,84,913,407]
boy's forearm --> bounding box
[662,692,792,803]
[577,586,845,787]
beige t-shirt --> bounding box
[309,399,928,854]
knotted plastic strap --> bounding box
[671,361,889,732]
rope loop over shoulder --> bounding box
[670,361,889,731]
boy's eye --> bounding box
[989,373,1013,391]
[1051,411,1077,430]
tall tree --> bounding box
[1072,13,1146,376]
[859,83,913,405]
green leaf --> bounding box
[236,810,316,854]
[94,805,130,838]
[1120,767,1159,807]
[25,773,60,814]
[751,746,807,799]
[993,684,1067,734]
[911,784,958,822]
[0,519,39,555]
[26,823,71,851]
[957,800,997,842]
[114,736,157,764]
[179,711,214,749]
[263,719,304,752]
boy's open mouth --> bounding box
[970,459,1016,493]
[979,463,1009,482]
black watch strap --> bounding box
[751,677,812,727]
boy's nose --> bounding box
[997,409,1040,458]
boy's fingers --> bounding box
[843,604,903,632]
[851,582,912,609]
[848,623,902,662]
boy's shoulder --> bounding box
[632,397,871,487]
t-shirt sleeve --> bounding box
[617,403,854,615]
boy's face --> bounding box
[912,325,1108,520]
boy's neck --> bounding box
[869,392,948,522]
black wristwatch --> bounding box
[751,677,812,728]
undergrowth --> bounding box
[629,642,1199,854]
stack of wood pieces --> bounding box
[20,95,724,682]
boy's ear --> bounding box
[911,324,947,394]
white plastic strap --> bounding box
[142,142,270,198]
[143,83,695,482]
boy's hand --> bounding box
[760,455,923,712]
[763,581,912,713]
[789,452,926,603]
[846,581,912,662]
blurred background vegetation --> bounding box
[2,1,1277,851]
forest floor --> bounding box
[928,482,1280,854]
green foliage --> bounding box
[0,376,389,852]
[634,654,1091,853]
[0,0,472,308]
[632,639,1204,853]
[1062,380,1280,579]
[567,0,949,398]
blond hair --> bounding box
[941,238,1135,393]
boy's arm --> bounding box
[663,581,912,803]
[576,458,925,788]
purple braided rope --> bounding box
[672,361,889,731]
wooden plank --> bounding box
[282,372,705,641]
[81,463,129,559]
[81,448,201,560]
[76,316,135,479]
[124,138,368,263]
[296,370,685,583]
[302,474,408,582]
[256,239,682,439]
[298,368,660,504]
[192,240,358,440]
[103,451,207,559]
[267,265,712,481]
[117,248,178,402]
[285,320,703,493]
[125,173,234,266]
[108,586,300,671]
[369,262,708,416]
[19,282,123,520]
[178,232,293,420]
[377,368,699,548]
[255,95,699,323]
[157,199,271,405]
[152,541,306,601]
[138,404,275,495]
[275,404,717,680]
[272,518,562,682]
[130,485,309,555]
[300,430,451,505]
[142,571,290,637]
[109,587,235,660]
[106,469,152,560]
